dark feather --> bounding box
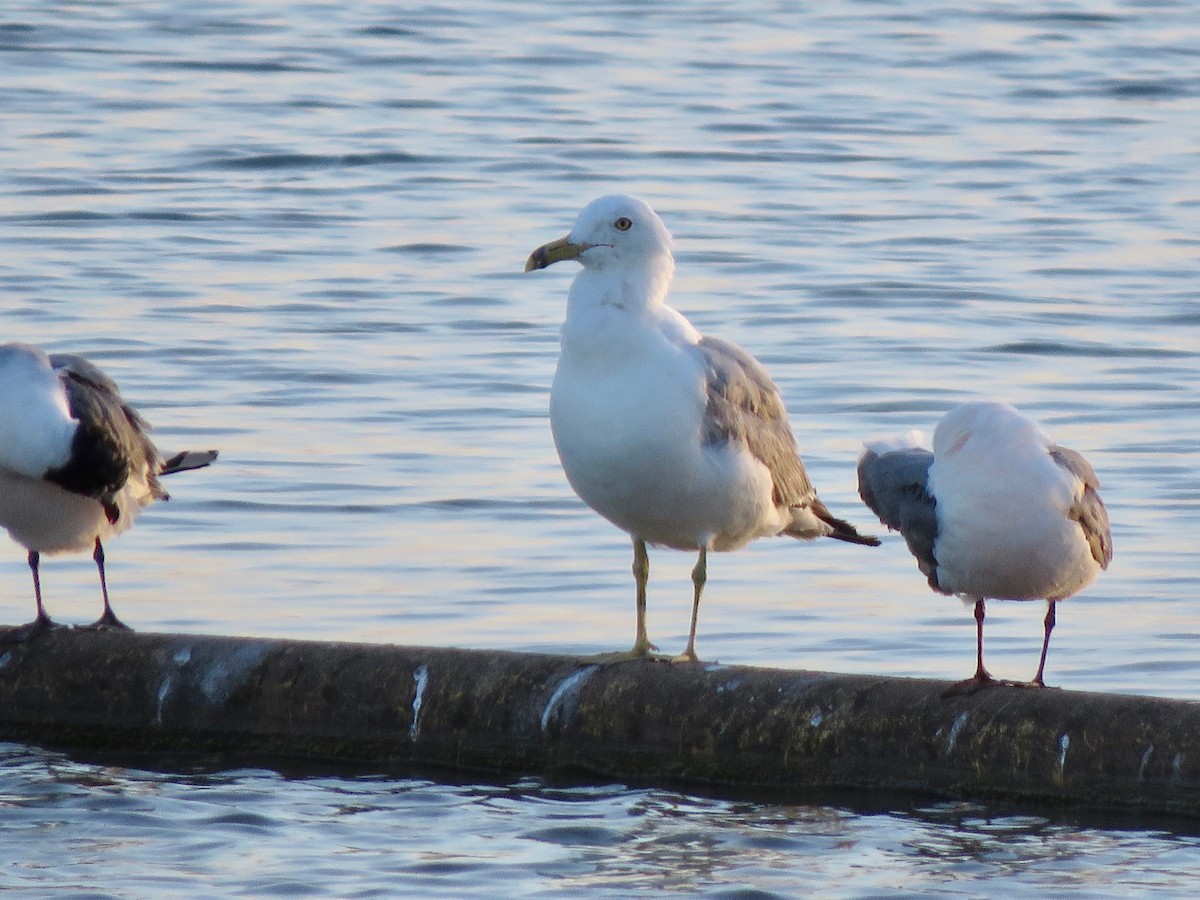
[162,449,219,476]
[808,496,883,546]
[42,354,165,520]
[858,446,945,591]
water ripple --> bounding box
[1,0,1199,894]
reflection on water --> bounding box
[3,743,1199,897]
[1,0,1198,894]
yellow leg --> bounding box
[587,538,668,663]
[673,546,707,663]
[628,537,655,657]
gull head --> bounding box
[525,194,674,274]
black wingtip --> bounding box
[830,528,882,547]
[161,449,219,476]
[820,510,882,547]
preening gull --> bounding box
[0,343,217,641]
[526,194,879,662]
[857,401,1112,691]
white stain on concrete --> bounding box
[1138,745,1154,781]
[944,712,970,754]
[410,664,429,741]
[809,709,824,728]
[1058,733,1070,775]
[541,666,599,733]
[199,643,268,705]
[155,677,174,725]
[154,644,195,724]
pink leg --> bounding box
[83,538,131,631]
[1,552,59,643]
[943,598,1000,696]
[1031,600,1056,687]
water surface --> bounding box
[1,0,1198,894]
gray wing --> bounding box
[696,336,814,507]
[857,445,945,592]
[1050,445,1113,569]
[44,354,166,521]
[697,337,879,546]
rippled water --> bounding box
[3,743,1199,899]
[1,0,1198,894]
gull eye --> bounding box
[613,217,633,232]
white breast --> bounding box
[0,470,146,554]
[551,305,778,552]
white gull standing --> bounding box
[857,401,1112,692]
[525,194,879,662]
[0,343,217,641]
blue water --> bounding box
[1,0,1199,894]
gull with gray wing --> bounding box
[857,401,1112,691]
[526,194,878,662]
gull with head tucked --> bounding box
[0,343,217,642]
[857,401,1112,692]
[526,194,879,662]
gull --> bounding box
[857,400,1112,691]
[525,194,879,662]
[0,343,217,641]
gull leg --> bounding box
[1031,600,1056,688]
[588,538,666,662]
[1,552,60,643]
[628,537,656,656]
[82,538,131,632]
[972,598,991,682]
[944,598,999,696]
[673,546,707,663]
[30,550,51,626]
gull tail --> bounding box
[787,498,881,546]
[816,504,882,546]
[161,449,219,476]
